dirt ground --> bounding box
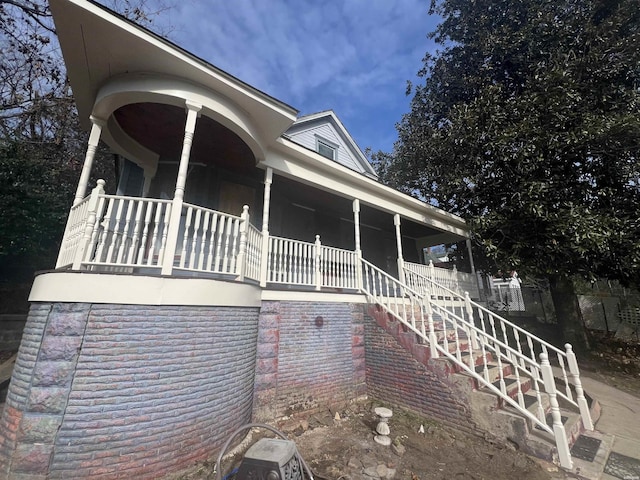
[176,399,564,480]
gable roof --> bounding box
[285,111,378,179]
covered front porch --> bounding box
[55,177,479,298]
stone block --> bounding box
[257,328,279,344]
[46,310,88,337]
[17,414,62,443]
[256,342,278,359]
[12,443,53,474]
[33,361,75,388]
[27,387,68,414]
[258,313,280,328]
[39,336,82,361]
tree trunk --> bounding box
[549,275,590,354]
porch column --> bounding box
[466,238,476,274]
[161,101,202,275]
[394,214,405,284]
[259,167,273,287]
[73,116,106,206]
[353,199,363,290]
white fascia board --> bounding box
[262,138,469,238]
[50,0,297,139]
[29,272,262,307]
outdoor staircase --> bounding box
[360,259,598,471]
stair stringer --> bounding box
[367,305,588,466]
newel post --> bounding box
[314,235,322,291]
[565,344,594,430]
[540,353,573,470]
[72,179,105,270]
[236,205,250,281]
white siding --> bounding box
[288,122,364,173]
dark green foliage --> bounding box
[0,1,166,283]
[380,0,640,286]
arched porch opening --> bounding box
[112,101,265,224]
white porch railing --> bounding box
[56,194,92,268]
[405,260,480,299]
[57,182,254,277]
[319,244,359,290]
[266,236,317,286]
[174,202,243,275]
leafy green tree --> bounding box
[377,0,640,351]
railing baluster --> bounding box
[116,199,134,263]
[213,215,225,271]
[198,211,210,271]
[180,206,193,268]
[127,201,144,264]
[157,203,172,267]
[229,217,240,273]
[207,213,218,271]
[188,208,202,270]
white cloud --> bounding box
[157,0,439,152]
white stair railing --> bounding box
[362,259,588,469]
[404,266,593,430]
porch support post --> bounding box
[161,101,202,275]
[353,199,363,291]
[259,167,273,287]
[74,116,106,206]
[466,238,476,275]
[394,214,405,284]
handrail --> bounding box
[363,259,590,469]
[403,267,592,420]
[361,260,553,431]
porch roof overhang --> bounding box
[49,0,298,148]
[263,137,470,241]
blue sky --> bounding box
[157,0,440,156]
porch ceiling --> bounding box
[274,175,448,240]
[114,103,255,173]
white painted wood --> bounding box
[162,102,201,275]
[71,179,105,269]
[259,168,273,286]
[565,344,594,430]
[541,353,573,470]
[74,116,105,206]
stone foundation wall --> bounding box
[0,302,259,480]
[364,312,475,434]
[253,301,366,421]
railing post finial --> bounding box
[564,343,594,430]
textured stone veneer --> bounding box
[252,301,366,421]
[364,310,475,434]
[0,303,259,480]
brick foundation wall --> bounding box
[253,301,366,421]
[364,312,475,433]
[0,302,259,480]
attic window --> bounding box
[316,138,337,160]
